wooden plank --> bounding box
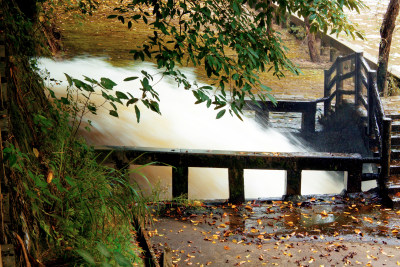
[361,57,372,73]
[346,160,363,193]
[172,167,188,198]
[228,167,244,203]
[285,168,301,196]
[338,53,356,63]
[380,118,392,187]
[95,147,363,171]
[336,56,344,108]
[341,70,355,81]
[360,95,368,110]
[354,52,363,106]
[301,102,316,132]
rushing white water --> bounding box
[39,57,346,200]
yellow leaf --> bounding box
[47,171,53,184]
[224,246,230,250]
[33,148,39,158]
[245,205,253,211]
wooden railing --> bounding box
[91,53,392,202]
[321,52,392,182]
[95,146,364,202]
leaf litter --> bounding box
[148,193,400,266]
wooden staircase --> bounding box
[385,113,400,208]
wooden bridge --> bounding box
[95,52,399,206]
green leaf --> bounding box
[100,78,117,90]
[96,243,111,258]
[260,84,272,92]
[107,15,117,19]
[109,110,119,117]
[114,252,132,267]
[126,98,138,106]
[65,176,76,187]
[132,14,141,20]
[123,76,139,81]
[116,91,129,100]
[135,105,140,123]
[64,73,73,86]
[76,250,96,265]
[216,109,226,119]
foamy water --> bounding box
[39,57,346,199]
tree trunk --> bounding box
[305,17,321,63]
[377,0,399,96]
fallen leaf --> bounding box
[33,148,39,158]
[224,246,230,250]
[47,171,53,184]
[245,205,253,211]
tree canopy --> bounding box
[97,0,365,120]
[36,0,366,121]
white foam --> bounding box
[38,57,345,199]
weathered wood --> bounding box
[341,70,356,81]
[335,56,344,109]
[346,160,363,193]
[354,52,363,106]
[285,168,301,196]
[324,69,331,116]
[301,102,316,132]
[367,71,377,136]
[228,167,244,203]
[95,147,365,200]
[172,167,188,198]
[380,118,392,187]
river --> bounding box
[38,1,390,200]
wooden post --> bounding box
[346,160,363,193]
[228,167,245,203]
[285,168,301,196]
[172,167,188,199]
[114,151,129,177]
[335,56,344,110]
[367,70,377,136]
[380,118,392,188]
[324,69,331,116]
[301,102,316,132]
[354,52,363,106]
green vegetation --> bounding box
[104,0,365,121]
[3,1,155,265]
[4,80,151,264]
[3,0,369,265]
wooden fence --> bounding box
[95,146,364,202]
[92,53,390,203]
[321,52,392,184]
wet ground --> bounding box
[149,193,400,266]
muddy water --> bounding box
[341,0,400,71]
[40,57,348,199]
[42,2,391,200]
